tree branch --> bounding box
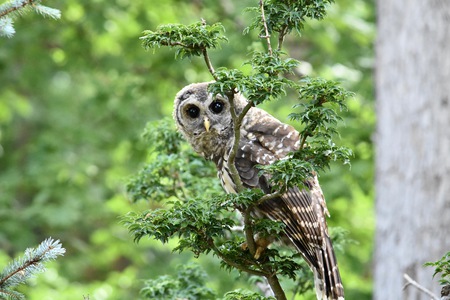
[403,273,439,300]
[259,0,273,56]
[226,95,251,193]
[266,272,287,300]
[202,48,217,80]
[298,133,309,151]
[200,19,218,80]
[242,208,257,256]
[255,191,282,207]
[277,25,288,51]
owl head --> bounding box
[173,82,244,159]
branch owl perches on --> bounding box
[129,1,353,300]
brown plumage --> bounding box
[173,82,344,300]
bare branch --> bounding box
[403,273,439,300]
[200,19,218,80]
[259,0,273,56]
[202,48,217,80]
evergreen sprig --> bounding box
[0,238,65,300]
[0,0,60,38]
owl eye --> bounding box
[209,100,225,114]
[186,105,200,118]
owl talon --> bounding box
[241,242,248,251]
[241,237,272,259]
[254,246,264,260]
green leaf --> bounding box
[425,252,450,285]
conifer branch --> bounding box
[0,0,60,37]
[0,238,65,299]
[0,0,34,18]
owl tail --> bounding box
[313,236,345,300]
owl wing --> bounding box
[235,107,344,299]
[237,107,323,259]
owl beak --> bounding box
[204,117,211,132]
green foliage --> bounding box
[247,51,299,76]
[140,22,227,59]
[245,0,334,36]
[425,252,450,286]
[125,154,310,278]
[126,119,220,203]
[124,195,234,257]
[140,263,215,300]
[0,238,65,300]
[222,289,275,300]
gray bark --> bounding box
[375,1,450,299]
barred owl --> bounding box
[173,82,344,300]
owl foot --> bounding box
[241,236,273,259]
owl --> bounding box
[173,82,344,300]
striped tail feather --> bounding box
[312,236,345,300]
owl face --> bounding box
[174,82,235,159]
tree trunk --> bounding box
[375,1,450,299]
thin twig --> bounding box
[202,49,217,80]
[199,19,218,80]
[255,191,282,207]
[403,273,439,300]
[298,133,309,151]
[259,0,273,56]
[277,25,288,51]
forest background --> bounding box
[0,0,375,299]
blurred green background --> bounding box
[0,0,374,299]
